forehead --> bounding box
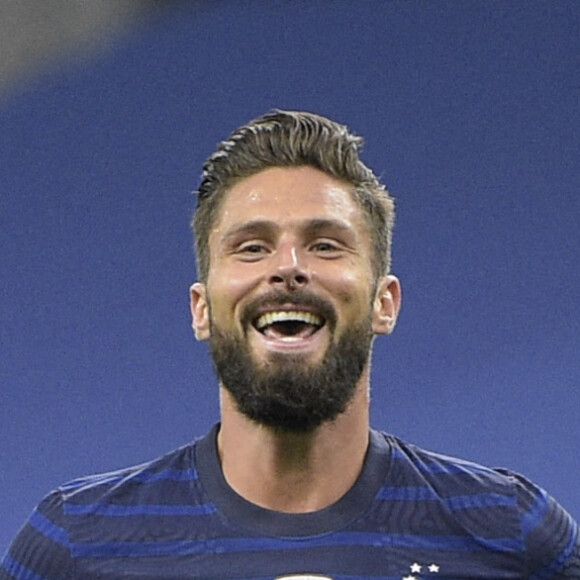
[212,166,366,235]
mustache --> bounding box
[241,291,337,330]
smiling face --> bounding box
[190,166,400,431]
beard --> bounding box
[208,293,374,433]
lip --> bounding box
[249,319,329,354]
[242,295,335,356]
[250,302,327,332]
[251,303,326,320]
[254,310,324,331]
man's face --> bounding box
[191,166,400,431]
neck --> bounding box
[217,373,371,513]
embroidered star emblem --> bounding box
[401,561,440,579]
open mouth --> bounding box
[253,310,325,341]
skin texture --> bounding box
[190,166,401,513]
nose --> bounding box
[268,243,310,289]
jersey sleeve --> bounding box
[0,490,73,580]
[504,470,580,580]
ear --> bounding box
[371,275,402,335]
[190,282,211,341]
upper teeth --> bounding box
[255,311,323,330]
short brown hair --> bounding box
[192,109,395,282]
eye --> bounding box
[236,241,270,260]
[313,242,335,251]
[241,243,265,253]
[310,240,343,256]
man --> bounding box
[2,110,578,579]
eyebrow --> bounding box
[301,218,354,236]
[220,218,354,243]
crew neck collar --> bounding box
[195,424,391,537]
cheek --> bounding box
[319,270,375,312]
[207,266,263,321]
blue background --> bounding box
[1,1,578,553]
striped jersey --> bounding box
[2,425,578,580]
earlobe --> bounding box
[372,275,402,335]
[190,283,211,341]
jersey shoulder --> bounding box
[377,432,579,579]
[57,439,199,507]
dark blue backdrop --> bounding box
[1,1,579,553]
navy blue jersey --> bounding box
[2,426,578,579]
